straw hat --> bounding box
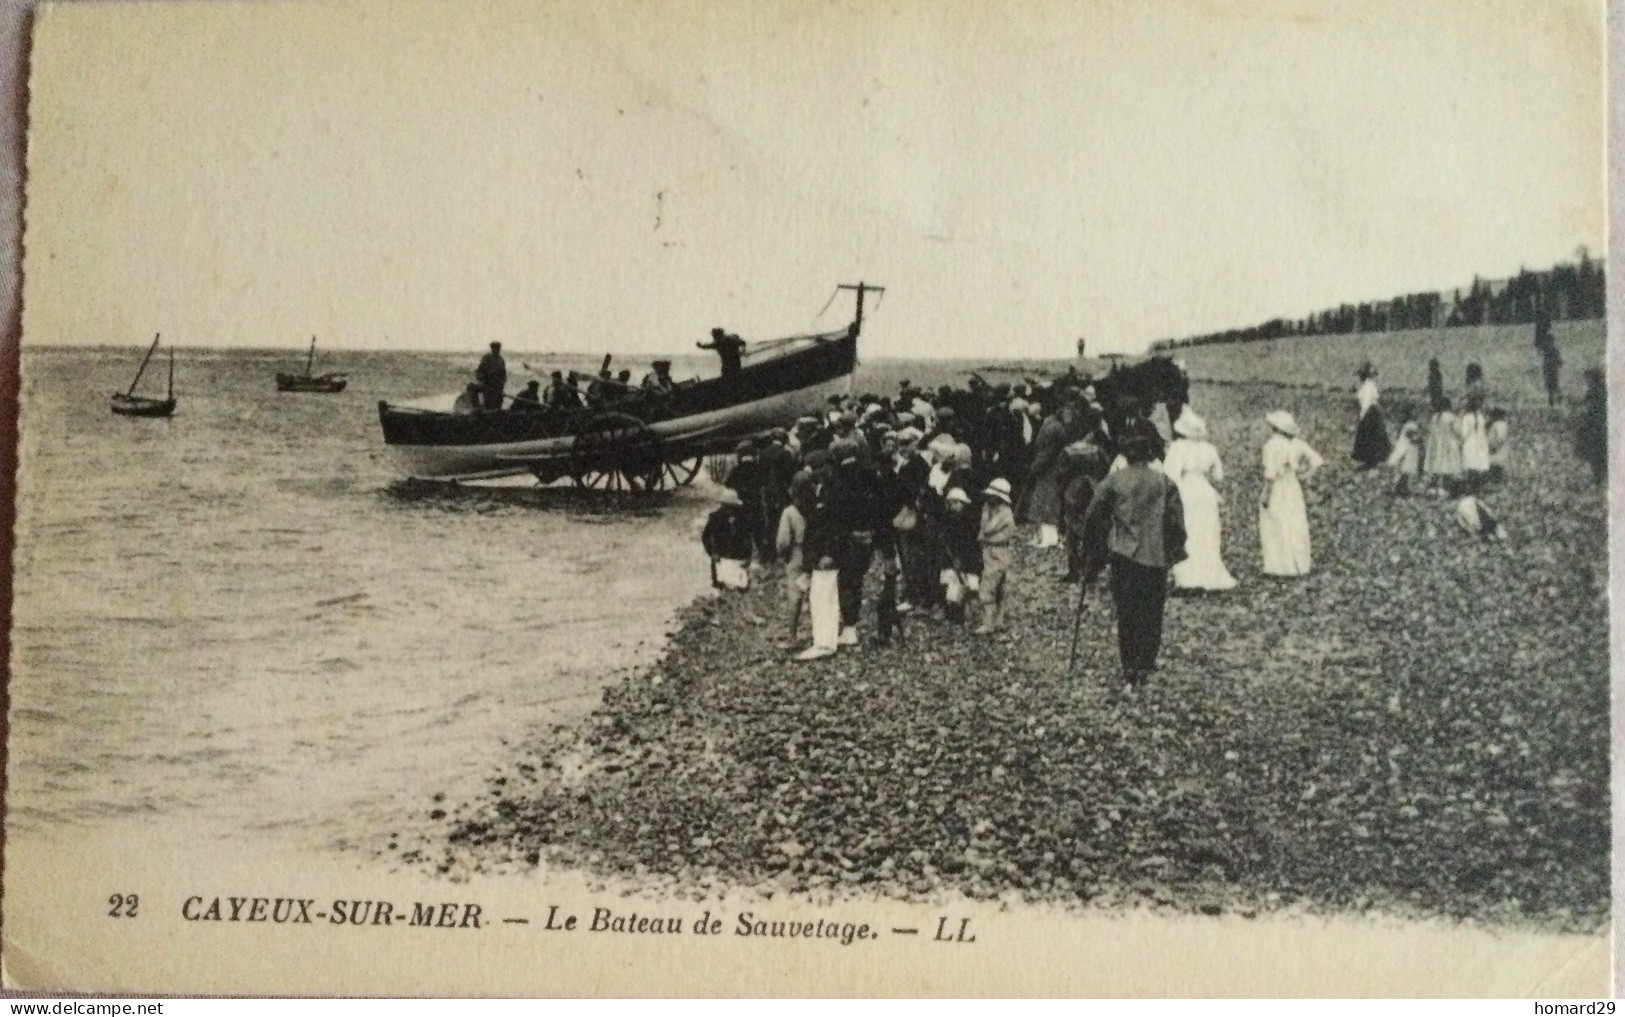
[1173,409,1208,440]
[982,478,1013,505]
[1265,410,1298,437]
[945,487,972,506]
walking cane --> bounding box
[1067,570,1092,674]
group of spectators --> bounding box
[700,370,1187,683]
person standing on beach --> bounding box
[1422,391,1463,496]
[1456,393,1491,494]
[775,489,810,648]
[1258,410,1324,577]
[1164,411,1236,592]
[824,440,887,647]
[1426,358,1445,414]
[1078,429,1186,689]
[1351,362,1392,469]
[1022,399,1077,548]
[974,479,1016,635]
[1535,306,1563,407]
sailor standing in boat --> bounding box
[476,341,507,410]
[698,328,747,380]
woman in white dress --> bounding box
[1258,410,1325,577]
[1164,411,1236,591]
[1455,393,1491,494]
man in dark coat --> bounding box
[698,328,747,379]
[1021,399,1078,547]
[724,441,767,562]
[475,342,507,410]
[820,440,889,646]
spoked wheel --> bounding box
[571,412,666,492]
[656,457,704,490]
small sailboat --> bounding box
[110,333,176,418]
[276,336,348,392]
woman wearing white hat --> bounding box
[1163,411,1236,591]
[1258,411,1325,577]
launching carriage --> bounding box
[376,284,881,487]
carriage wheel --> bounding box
[704,453,737,486]
[654,457,704,491]
[570,412,665,492]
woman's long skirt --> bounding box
[1352,407,1391,468]
[1259,474,1312,576]
[1171,475,1236,590]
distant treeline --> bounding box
[1151,253,1606,353]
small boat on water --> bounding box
[276,336,348,392]
[377,283,881,485]
[110,334,176,418]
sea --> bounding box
[8,345,742,855]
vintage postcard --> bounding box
[3,0,1613,997]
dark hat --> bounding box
[828,439,861,464]
[490,341,502,350]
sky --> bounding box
[20,0,1606,358]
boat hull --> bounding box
[379,325,856,481]
[277,373,347,393]
[110,395,176,418]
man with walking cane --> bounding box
[1075,429,1186,690]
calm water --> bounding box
[9,346,723,851]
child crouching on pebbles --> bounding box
[975,479,1016,634]
[1386,420,1421,496]
[1454,495,1508,541]
[702,488,754,590]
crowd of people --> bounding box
[699,344,1608,690]
[695,368,1234,688]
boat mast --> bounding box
[306,335,317,376]
[127,333,161,396]
[836,282,885,334]
[167,346,174,399]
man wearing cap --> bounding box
[475,341,507,410]
[820,439,888,646]
[724,440,768,563]
[1079,429,1186,689]
[641,360,675,393]
[698,328,747,380]
[975,478,1017,634]
[452,382,483,415]
[758,430,798,562]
